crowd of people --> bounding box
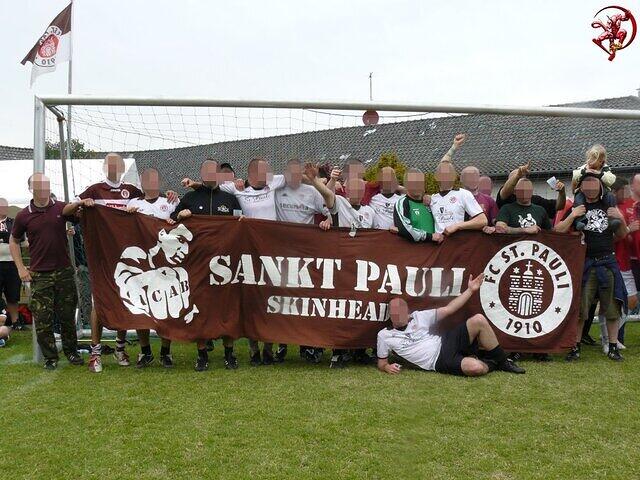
[1,133,639,379]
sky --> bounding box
[0,0,639,148]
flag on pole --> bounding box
[21,3,72,86]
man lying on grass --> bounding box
[377,274,525,377]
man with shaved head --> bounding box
[368,166,403,230]
[461,166,498,225]
[431,158,487,235]
[377,275,524,377]
[478,176,493,196]
[10,173,93,369]
[173,159,243,371]
[77,153,144,373]
[485,177,552,235]
[306,162,376,368]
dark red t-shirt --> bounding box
[11,200,73,272]
[619,198,639,260]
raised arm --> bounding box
[436,273,484,320]
[554,180,566,211]
[554,205,585,233]
[440,134,466,163]
[500,163,529,200]
[305,163,336,209]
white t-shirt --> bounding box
[369,192,402,230]
[220,175,285,220]
[127,197,176,220]
[377,309,442,371]
[430,189,483,233]
[331,195,374,229]
[275,184,329,224]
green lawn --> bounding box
[1,326,639,480]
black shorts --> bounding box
[0,262,21,304]
[434,322,479,376]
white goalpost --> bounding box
[30,94,640,362]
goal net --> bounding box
[33,96,640,346]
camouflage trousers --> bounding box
[30,267,78,361]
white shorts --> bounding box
[621,270,638,297]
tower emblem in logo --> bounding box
[114,224,199,323]
[480,240,572,338]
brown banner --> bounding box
[82,205,585,352]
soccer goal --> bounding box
[31,94,640,362]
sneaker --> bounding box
[566,346,581,362]
[262,348,274,366]
[274,345,287,363]
[250,351,262,366]
[194,356,209,371]
[136,353,154,368]
[160,354,174,368]
[114,349,131,366]
[581,333,597,346]
[532,353,552,362]
[608,347,623,362]
[602,343,610,355]
[311,348,324,364]
[44,359,58,370]
[224,354,238,370]
[0,338,6,348]
[498,358,526,374]
[330,354,348,369]
[88,354,102,373]
[67,353,84,366]
[353,349,376,365]
[617,341,626,350]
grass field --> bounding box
[1,327,640,480]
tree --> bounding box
[363,152,407,183]
[45,138,96,159]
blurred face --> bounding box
[141,169,160,198]
[0,198,7,218]
[378,167,398,194]
[581,176,601,201]
[104,153,125,183]
[346,177,365,205]
[478,176,492,195]
[514,178,533,205]
[248,160,270,188]
[200,160,219,188]
[632,174,640,199]
[219,166,235,183]
[285,161,303,189]
[30,173,51,203]
[344,161,364,180]
[389,298,409,329]
[461,166,480,191]
[614,185,630,205]
[435,162,456,191]
[405,171,425,200]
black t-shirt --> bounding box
[571,199,614,258]
[171,185,242,219]
[496,203,551,230]
[496,188,557,219]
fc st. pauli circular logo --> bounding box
[480,240,572,339]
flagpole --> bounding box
[65,0,73,173]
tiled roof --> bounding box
[0,145,33,160]
[132,95,640,187]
